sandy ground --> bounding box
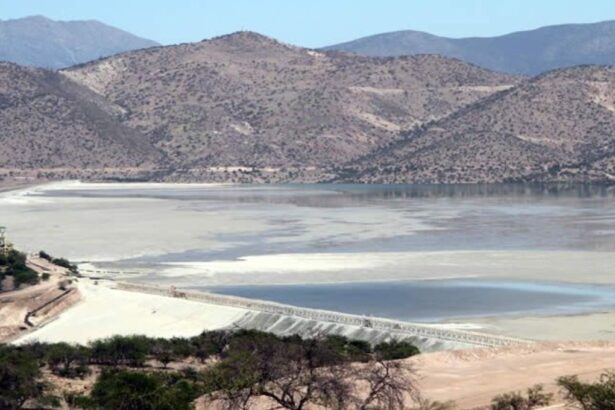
[16,280,248,344]
[198,341,614,410]
[458,311,615,341]
[411,340,615,409]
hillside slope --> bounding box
[0,62,160,177]
[63,31,517,180]
[325,20,615,75]
[345,66,615,183]
[0,16,159,69]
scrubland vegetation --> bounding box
[0,330,422,409]
[0,249,39,290]
[38,251,79,274]
[4,328,612,409]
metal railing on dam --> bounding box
[114,281,532,348]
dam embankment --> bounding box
[116,282,531,351]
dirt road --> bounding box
[411,340,615,409]
[0,256,79,342]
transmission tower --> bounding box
[0,226,9,256]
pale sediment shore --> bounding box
[460,310,615,341]
[152,250,615,287]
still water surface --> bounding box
[205,279,615,322]
[2,182,615,321]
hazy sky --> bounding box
[3,0,615,47]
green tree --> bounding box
[374,339,420,360]
[45,343,90,378]
[558,372,615,410]
[205,332,417,410]
[152,340,175,369]
[323,334,373,362]
[191,330,228,363]
[491,384,552,410]
[89,335,150,366]
[90,369,201,410]
[0,346,45,409]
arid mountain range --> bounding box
[342,66,615,183]
[325,20,615,75]
[0,16,158,69]
[1,30,615,184]
[61,31,516,181]
[0,62,158,177]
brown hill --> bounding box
[0,62,159,177]
[63,31,517,179]
[345,65,615,183]
[4,32,615,185]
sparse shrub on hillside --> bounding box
[152,339,175,369]
[45,342,91,379]
[90,369,202,410]
[38,250,52,261]
[0,249,39,288]
[323,334,372,359]
[39,250,79,274]
[192,330,229,362]
[411,399,457,410]
[0,346,45,409]
[374,339,421,360]
[11,268,40,287]
[51,257,79,274]
[205,330,418,410]
[89,335,150,367]
[3,330,422,410]
[491,384,552,410]
[558,372,615,410]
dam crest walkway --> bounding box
[116,282,531,348]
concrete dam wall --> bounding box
[116,282,531,351]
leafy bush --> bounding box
[1,249,27,269]
[9,330,422,409]
[89,335,150,366]
[38,250,52,261]
[12,268,40,287]
[0,249,39,287]
[558,372,615,410]
[374,339,421,360]
[51,257,79,274]
[45,342,91,379]
[90,369,202,410]
[38,250,79,273]
[0,346,45,409]
[191,330,229,362]
[323,334,373,362]
[491,384,552,410]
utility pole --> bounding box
[0,226,10,256]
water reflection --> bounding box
[204,279,615,322]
